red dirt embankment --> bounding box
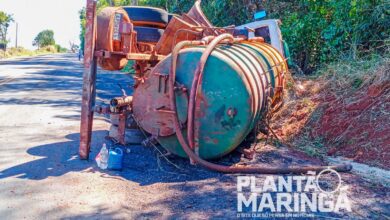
[272,62,390,169]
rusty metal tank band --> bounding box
[245,42,285,88]
[233,43,281,104]
[191,36,248,152]
[213,48,258,120]
[220,45,267,115]
[250,43,284,89]
[247,45,282,92]
[246,42,287,95]
[261,42,289,74]
[171,40,206,149]
[166,34,352,173]
[251,43,286,101]
[258,42,288,88]
[234,44,275,87]
[214,47,263,121]
[233,44,272,86]
[187,34,237,151]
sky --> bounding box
[0,0,85,49]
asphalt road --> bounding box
[0,54,135,218]
[0,53,236,219]
[0,54,388,219]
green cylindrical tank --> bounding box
[132,41,287,159]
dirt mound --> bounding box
[316,74,390,169]
[271,60,390,169]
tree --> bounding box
[33,30,55,49]
[0,11,14,47]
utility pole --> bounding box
[15,23,18,48]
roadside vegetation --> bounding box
[272,51,389,168]
[0,11,13,52]
[0,10,67,59]
[80,0,389,73]
[0,45,67,59]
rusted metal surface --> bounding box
[188,34,237,153]
[126,53,165,61]
[95,6,167,71]
[117,113,127,144]
[155,16,201,55]
[96,7,132,70]
[186,0,214,32]
[166,36,352,173]
[96,7,129,52]
[94,105,111,114]
[137,42,156,53]
[79,0,97,160]
[132,69,189,137]
[110,96,133,107]
[94,50,166,61]
[132,20,166,29]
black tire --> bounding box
[134,27,164,43]
[122,6,168,25]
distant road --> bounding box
[0,53,135,219]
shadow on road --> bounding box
[0,131,105,180]
[0,130,224,184]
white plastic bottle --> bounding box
[99,143,109,170]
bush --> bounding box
[0,47,34,59]
[38,45,57,53]
[80,0,389,74]
[55,44,67,53]
[0,45,68,59]
[138,0,389,73]
[268,0,390,73]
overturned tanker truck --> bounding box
[80,0,351,173]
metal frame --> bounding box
[79,0,165,159]
[236,19,285,56]
[79,0,97,159]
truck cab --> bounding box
[236,19,291,66]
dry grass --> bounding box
[271,52,390,161]
[0,46,63,59]
[315,51,390,94]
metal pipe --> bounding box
[110,96,133,107]
[187,34,235,151]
